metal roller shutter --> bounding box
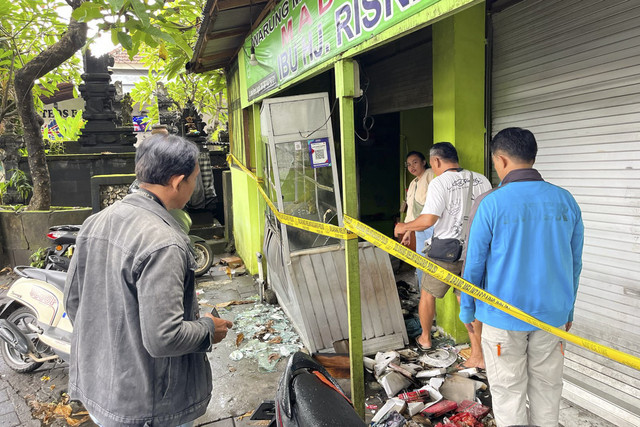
[360,28,433,116]
[491,0,640,424]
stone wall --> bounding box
[90,174,135,212]
[18,152,136,207]
[100,184,130,209]
[17,151,228,222]
[0,208,93,266]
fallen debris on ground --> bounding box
[28,393,90,426]
[366,341,493,426]
[230,303,303,372]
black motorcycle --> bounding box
[252,352,366,427]
[41,215,212,277]
[44,225,81,271]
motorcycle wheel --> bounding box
[0,307,48,373]
[193,241,214,277]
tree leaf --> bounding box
[144,26,175,44]
[130,0,149,27]
[158,42,168,60]
[142,32,158,48]
[124,18,143,32]
[71,2,103,22]
[172,33,193,57]
[107,0,125,14]
[117,31,133,51]
[0,0,11,16]
[110,27,120,46]
[131,27,143,47]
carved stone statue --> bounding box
[120,93,133,127]
[113,81,124,126]
[179,100,207,144]
[156,82,180,133]
[77,51,136,152]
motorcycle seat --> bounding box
[49,225,81,231]
[20,268,67,292]
[291,372,366,427]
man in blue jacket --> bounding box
[460,127,584,427]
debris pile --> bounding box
[27,393,90,426]
[218,256,246,278]
[396,280,421,339]
[366,347,493,426]
[230,303,303,372]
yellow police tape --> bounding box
[227,154,640,371]
[227,154,356,240]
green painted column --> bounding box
[249,103,266,273]
[251,103,263,179]
[335,59,364,419]
[433,2,486,343]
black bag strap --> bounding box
[461,171,474,244]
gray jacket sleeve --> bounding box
[136,245,215,357]
[63,254,80,325]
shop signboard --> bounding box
[245,0,442,100]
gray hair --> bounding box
[429,142,459,163]
[135,134,199,185]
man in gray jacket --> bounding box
[64,134,233,427]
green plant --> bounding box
[0,179,8,204]
[29,247,48,268]
[44,109,85,154]
[3,169,32,204]
[46,139,65,155]
[17,147,27,156]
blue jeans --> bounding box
[415,227,434,284]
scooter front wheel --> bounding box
[193,241,214,277]
[1,307,45,373]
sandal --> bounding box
[458,362,486,372]
[415,340,432,352]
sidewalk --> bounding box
[0,259,288,427]
[0,263,616,426]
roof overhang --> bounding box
[39,82,75,104]
[188,0,271,74]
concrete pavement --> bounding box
[0,258,287,427]
[0,261,617,426]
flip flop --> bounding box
[415,340,432,352]
[458,363,486,372]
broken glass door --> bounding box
[262,93,342,254]
[260,92,407,354]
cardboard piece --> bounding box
[439,375,484,403]
[371,398,406,424]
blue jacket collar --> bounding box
[501,168,544,185]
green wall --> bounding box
[401,107,434,157]
[433,3,486,174]
[433,2,486,343]
[228,60,266,274]
[227,1,487,320]
[229,168,265,274]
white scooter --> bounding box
[0,266,71,372]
